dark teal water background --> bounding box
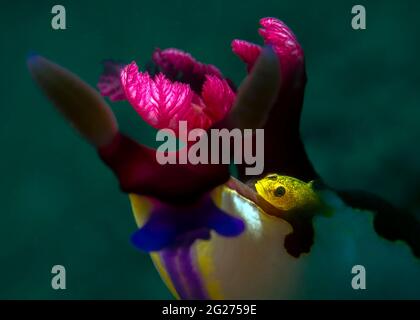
[1,0,419,299]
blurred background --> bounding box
[0,0,419,299]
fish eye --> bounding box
[267,175,277,181]
[274,186,286,197]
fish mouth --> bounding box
[254,181,267,198]
[254,181,265,196]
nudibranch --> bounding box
[28,17,420,299]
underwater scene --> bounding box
[1,0,420,300]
